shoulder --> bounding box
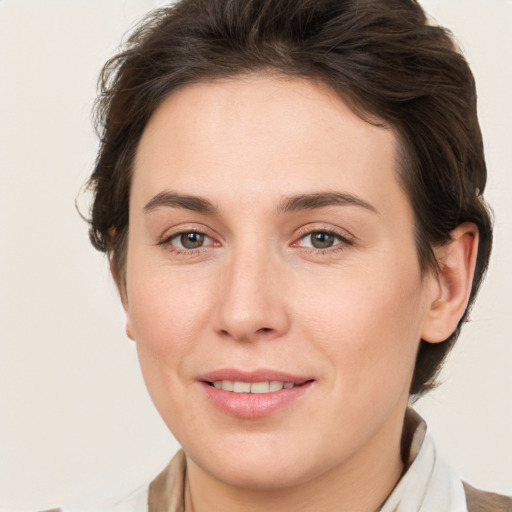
[148,450,186,511]
[30,451,185,512]
[463,482,512,512]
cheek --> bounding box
[124,264,219,421]
[297,260,426,393]
[127,265,212,353]
[125,267,215,430]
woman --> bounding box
[39,0,511,510]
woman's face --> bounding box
[125,75,438,489]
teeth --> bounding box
[222,380,234,391]
[250,382,270,393]
[233,381,251,393]
[269,381,284,392]
[212,380,297,393]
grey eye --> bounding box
[308,231,337,249]
[178,232,206,249]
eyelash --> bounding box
[158,227,353,256]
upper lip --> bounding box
[198,369,313,384]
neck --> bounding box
[184,408,407,512]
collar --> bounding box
[378,408,468,512]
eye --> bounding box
[304,231,339,249]
[168,231,212,250]
[295,229,352,251]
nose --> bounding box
[213,246,290,343]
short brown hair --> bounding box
[88,0,492,396]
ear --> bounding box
[109,256,135,341]
[422,223,479,343]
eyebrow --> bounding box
[277,192,378,214]
[144,191,218,214]
[143,190,378,215]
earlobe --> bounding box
[422,223,479,343]
[125,320,135,341]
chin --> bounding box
[203,455,314,490]
[183,430,338,491]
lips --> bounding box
[198,369,314,419]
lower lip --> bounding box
[201,382,313,419]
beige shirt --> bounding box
[36,409,512,512]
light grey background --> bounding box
[0,1,511,510]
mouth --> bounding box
[198,370,314,418]
[207,380,307,393]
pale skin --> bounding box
[119,74,478,512]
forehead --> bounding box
[132,74,402,215]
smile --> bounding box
[200,371,314,418]
[210,381,297,393]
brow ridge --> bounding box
[144,191,217,214]
[277,192,378,214]
[143,190,377,215]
